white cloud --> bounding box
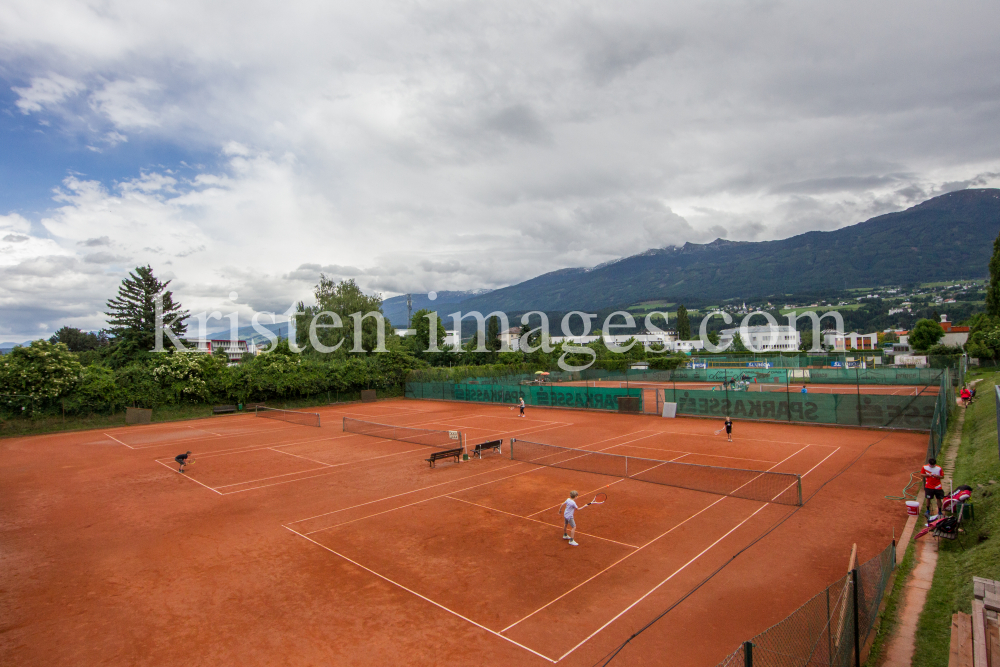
[11,74,84,113]
[1,0,1000,340]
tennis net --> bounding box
[509,438,802,506]
[255,406,321,427]
[343,417,464,450]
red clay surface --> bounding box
[1,399,927,666]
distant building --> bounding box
[822,331,878,351]
[938,315,970,347]
[719,326,799,352]
[187,339,250,363]
[498,326,522,350]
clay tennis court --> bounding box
[2,399,927,666]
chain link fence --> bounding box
[712,542,896,667]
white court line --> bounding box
[283,526,557,663]
[301,462,551,534]
[221,420,576,498]
[637,429,840,449]
[554,441,834,662]
[154,459,223,495]
[447,413,573,427]
[556,501,772,661]
[187,425,223,437]
[304,431,661,535]
[125,422,304,450]
[214,447,432,490]
[155,432,352,460]
[104,433,134,449]
[502,444,811,634]
[267,447,337,468]
[607,444,778,465]
[445,495,640,550]
[524,451,689,520]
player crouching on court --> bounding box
[175,451,193,473]
[560,490,585,547]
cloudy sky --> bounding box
[2,1,999,342]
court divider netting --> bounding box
[343,417,466,451]
[509,438,802,506]
[255,406,321,427]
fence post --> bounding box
[743,640,753,667]
[856,367,862,426]
[852,568,861,667]
[826,587,832,661]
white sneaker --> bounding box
[568,540,579,546]
[562,534,571,540]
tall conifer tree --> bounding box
[104,265,188,357]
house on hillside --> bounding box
[498,327,522,350]
[822,331,878,351]
[938,315,970,347]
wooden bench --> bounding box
[472,439,502,459]
[426,447,463,468]
[212,405,237,414]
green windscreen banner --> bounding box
[407,382,641,412]
[666,389,936,429]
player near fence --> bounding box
[922,457,944,519]
[175,451,193,473]
[518,396,526,417]
[724,416,733,442]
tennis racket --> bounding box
[587,492,608,506]
[714,429,723,435]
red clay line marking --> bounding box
[215,447,432,491]
[104,433,134,449]
[444,495,640,549]
[154,459,223,495]
[283,526,557,663]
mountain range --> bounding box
[428,188,1000,316]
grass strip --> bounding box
[911,371,1000,666]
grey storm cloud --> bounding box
[1,0,1000,340]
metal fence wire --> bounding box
[710,542,896,667]
[926,367,955,460]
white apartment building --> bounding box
[187,339,250,363]
[719,326,800,352]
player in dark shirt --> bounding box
[175,451,193,473]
